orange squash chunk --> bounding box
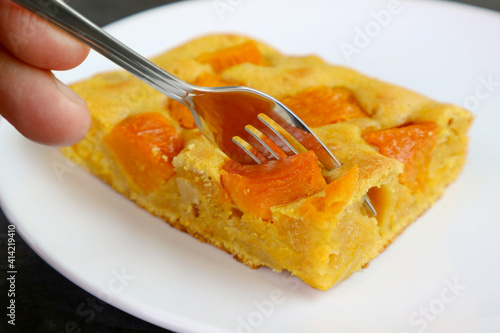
[197,41,265,72]
[247,134,289,163]
[281,86,368,127]
[168,101,197,129]
[105,112,184,193]
[299,165,359,221]
[221,151,327,220]
[194,74,235,87]
[363,122,438,189]
[167,74,234,129]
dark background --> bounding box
[1,0,499,332]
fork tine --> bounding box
[257,115,299,155]
[244,126,281,161]
[259,113,377,217]
[232,137,262,164]
[363,196,377,217]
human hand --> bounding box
[0,0,90,146]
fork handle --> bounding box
[12,0,193,105]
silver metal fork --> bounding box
[14,0,376,216]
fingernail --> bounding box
[53,75,86,106]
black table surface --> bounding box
[1,0,499,332]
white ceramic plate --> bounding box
[1,0,500,332]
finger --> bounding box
[0,46,90,146]
[0,0,90,70]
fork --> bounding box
[14,0,376,216]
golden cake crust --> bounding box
[61,34,472,290]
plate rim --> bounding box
[1,1,500,332]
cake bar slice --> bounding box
[60,35,472,290]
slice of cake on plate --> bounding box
[61,35,472,290]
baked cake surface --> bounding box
[61,35,472,290]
